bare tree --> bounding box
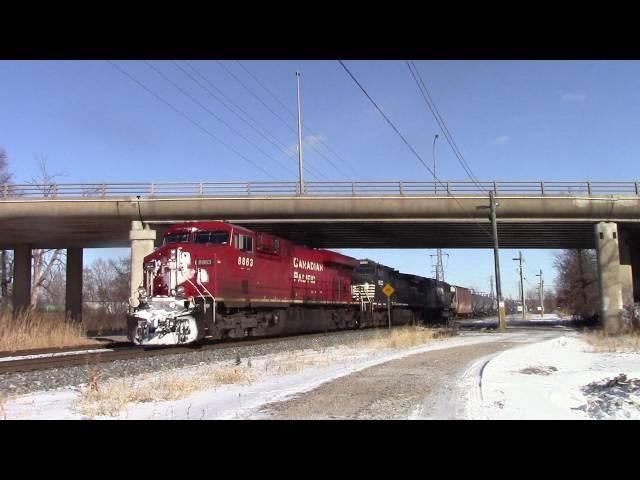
[29,157,66,308]
[553,249,599,317]
[0,147,12,305]
[83,256,131,332]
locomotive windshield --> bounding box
[194,231,230,245]
[163,232,190,245]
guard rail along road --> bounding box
[2,181,639,198]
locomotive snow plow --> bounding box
[127,293,204,346]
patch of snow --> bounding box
[465,333,640,419]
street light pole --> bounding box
[433,134,439,195]
[296,69,304,196]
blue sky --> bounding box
[2,60,639,298]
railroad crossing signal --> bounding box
[382,283,395,297]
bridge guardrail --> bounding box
[1,181,639,199]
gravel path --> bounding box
[0,329,401,396]
[257,340,520,419]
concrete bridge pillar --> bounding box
[13,245,32,313]
[129,221,156,308]
[617,227,635,307]
[595,222,624,332]
[65,248,83,322]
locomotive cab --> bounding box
[128,222,235,345]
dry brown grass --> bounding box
[583,330,640,353]
[0,309,96,352]
[75,364,256,418]
[82,309,127,335]
[359,326,455,350]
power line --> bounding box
[406,60,486,192]
[338,60,493,239]
[409,60,485,190]
[107,61,276,179]
[236,60,361,178]
[172,61,327,181]
[143,61,298,179]
[216,61,353,180]
[182,61,327,180]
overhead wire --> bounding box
[143,61,298,179]
[406,60,487,192]
[177,61,329,181]
[337,60,493,239]
[216,60,353,180]
[235,60,361,178]
[107,60,276,179]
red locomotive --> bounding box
[128,221,362,345]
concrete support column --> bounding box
[65,248,83,322]
[617,227,635,307]
[631,243,640,304]
[595,222,624,332]
[129,221,156,307]
[13,245,32,312]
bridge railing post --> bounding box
[399,181,404,195]
[587,181,592,195]
[446,182,450,194]
[199,182,203,196]
[352,181,356,195]
[540,181,545,195]
[493,181,498,194]
[247,183,251,196]
[636,182,640,195]
[100,183,106,197]
[150,183,155,196]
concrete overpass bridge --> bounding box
[1,180,639,331]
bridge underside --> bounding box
[4,217,640,249]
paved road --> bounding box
[257,330,562,419]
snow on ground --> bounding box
[2,332,510,420]
[465,333,640,419]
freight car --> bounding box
[451,286,473,318]
[127,221,489,346]
[471,292,496,316]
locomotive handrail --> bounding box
[1,181,639,199]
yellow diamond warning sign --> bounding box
[382,283,395,297]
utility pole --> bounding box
[489,191,506,330]
[432,133,445,282]
[513,251,526,320]
[296,70,304,196]
[536,269,544,317]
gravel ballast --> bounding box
[0,328,430,396]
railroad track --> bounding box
[0,329,371,374]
